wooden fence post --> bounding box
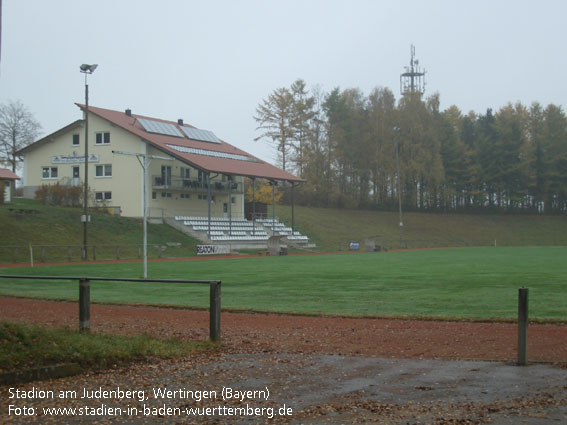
[92,246,96,261]
[209,282,221,342]
[116,245,120,260]
[79,279,91,332]
[68,246,72,262]
[518,287,529,366]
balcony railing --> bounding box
[152,176,242,193]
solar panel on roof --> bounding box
[138,118,183,138]
[180,126,221,144]
[167,144,258,162]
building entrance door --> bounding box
[72,166,80,186]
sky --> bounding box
[1,0,566,168]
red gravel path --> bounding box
[1,296,566,364]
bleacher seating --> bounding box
[174,216,309,243]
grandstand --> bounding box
[171,215,312,249]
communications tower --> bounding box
[400,45,426,95]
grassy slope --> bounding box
[275,205,567,251]
[2,247,566,320]
[0,199,200,262]
[3,199,567,259]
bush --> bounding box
[35,183,84,207]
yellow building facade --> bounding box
[19,105,301,219]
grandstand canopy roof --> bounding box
[78,105,304,183]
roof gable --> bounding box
[16,120,84,155]
[77,105,304,183]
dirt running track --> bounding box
[1,296,567,424]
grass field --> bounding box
[1,247,565,321]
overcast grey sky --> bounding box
[1,0,566,166]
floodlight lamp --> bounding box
[80,64,98,73]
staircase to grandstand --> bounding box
[166,216,314,250]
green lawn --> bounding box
[0,247,566,320]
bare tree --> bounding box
[0,100,42,171]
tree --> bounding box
[254,87,295,171]
[290,79,315,178]
[542,104,567,212]
[367,87,396,208]
[301,85,332,206]
[0,100,42,172]
[245,179,283,204]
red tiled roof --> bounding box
[78,105,304,183]
[0,168,20,180]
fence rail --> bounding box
[0,275,221,342]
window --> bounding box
[95,164,112,177]
[95,191,112,202]
[231,196,236,204]
[95,132,111,145]
[161,165,172,186]
[160,192,172,198]
[152,192,157,200]
[42,167,58,179]
[72,134,80,146]
[180,167,190,179]
[180,193,191,199]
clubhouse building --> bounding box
[18,105,308,247]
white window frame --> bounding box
[95,164,112,178]
[95,131,111,145]
[95,191,112,202]
[42,167,58,179]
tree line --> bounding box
[254,80,567,214]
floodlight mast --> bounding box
[112,150,172,278]
[393,126,403,248]
[79,63,98,260]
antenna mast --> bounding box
[400,45,426,95]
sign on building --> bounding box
[52,154,99,164]
[196,245,231,255]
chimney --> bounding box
[178,119,184,126]
[125,109,132,116]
